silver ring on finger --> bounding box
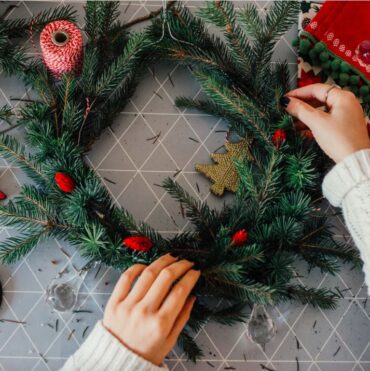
[325,84,341,104]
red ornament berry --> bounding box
[231,229,248,246]
[0,191,7,201]
[54,172,75,193]
[123,236,153,252]
[272,129,287,148]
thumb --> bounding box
[283,96,328,131]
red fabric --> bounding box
[0,191,7,201]
[231,229,248,247]
[298,68,322,88]
[123,236,153,252]
[304,1,370,80]
[55,172,75,193]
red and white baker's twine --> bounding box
[40,20,84,79]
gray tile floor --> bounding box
[0,1,370,370]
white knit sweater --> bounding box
[61,149,370,371]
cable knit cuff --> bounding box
[62,321,168,371]
[322,149,370,207]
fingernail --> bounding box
[279,95,290,108]
[167,253,178,260]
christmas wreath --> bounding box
[0,0,362,360]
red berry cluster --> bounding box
[272,129,287,148]
[231,229,249,246]
[123,236,153,252]
[54,172,75,193]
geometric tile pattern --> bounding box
[0,1,369,370]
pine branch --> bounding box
[162,177,218,240]
[0,134,47,184]
[192,67,272,145]
[0,229,50,264]
[286,285,338,310]
[204,263,275,304]
[2,5,76,38]
[177,330,204,362]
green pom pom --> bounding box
[340,61,350,73]
[339,73,349,83]
[360,85,369,96]
[313,42,326,53]
[319,51,329,62]
[350,86,359,95]
[331,59,341,71]
[331,72,339,80]
[292,38,299,47]
[299,39,311,54]
[311,57,319,66]
[349,75,360,86]
[363,94,370,103]
[322,61,331,70]
[308,49,317,61]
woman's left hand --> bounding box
[103,254,200,366]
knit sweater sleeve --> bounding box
[322,149,370,294]
[60,321,168,371]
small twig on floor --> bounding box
[260,365,275,371]
[295,336,300,349]
[206,361,215,368]
[39,353,47,364]
[168,73,174,87]
[0,122,23,135]
[173,169,181,177]
[82,326,89,338]
[146,131,161,144]
[94,264,102,279]
[55,319,59,332]
[296,356,300,371]
[104,177,116,185]
[73,309,93,314]
[59,247,71,258]
[124,1,131,13]
[67,329,76,341]
[152,90,163,100]
[0,319,26,324]
[333,346,341,357]
[188,137,199,143]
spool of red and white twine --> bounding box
[40,20,83,79]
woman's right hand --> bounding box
[281,83,370,163]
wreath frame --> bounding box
[0,0,363,360]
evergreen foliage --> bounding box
[0,0,363,360]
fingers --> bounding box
[165,296,196,348]
[159,269,200,325]
[283,96,328,131]
[108,264,146,306]
[125,254,177,304]
[285,83,342,109]
[140,259,194,310]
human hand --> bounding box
[280,83,370,163]
[103,254,200,366]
